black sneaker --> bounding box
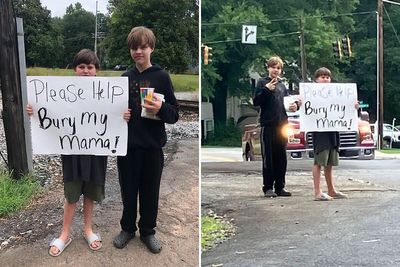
[264,189,277,198]
[276,188,292,197]
[140,235,162,254]
[113,230,135,249]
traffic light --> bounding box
[202,45,212,65]
[341,35,352,57]
[332,39,343,60]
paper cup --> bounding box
[140,87,154,105]
[141,92,165,120]
[284,96,294,109]
[153,93,165,102]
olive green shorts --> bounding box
[314,148,339,166]
[64,181,105,204]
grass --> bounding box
[202,121,242,147]
[378,148,400,154]
[27,67,198,92]
[0,171,41,217]
[170,74,198,92]
[201,213,235,251]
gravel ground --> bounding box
[0,100,198,250]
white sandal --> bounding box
[84,233,102,251]
[48,237,72,257]
[314,192,333,201]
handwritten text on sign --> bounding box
[299,83,358,132]
[27,76,129,155]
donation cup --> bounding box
[141,92,165,120]
[140,87,155,105]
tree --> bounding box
[202,0,360,123]
[12,0,53,66]
[62,3,96,67]
[105,0,198,72]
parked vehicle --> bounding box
[113,64,127,71]
[242,99,375,161]
[371,123,400,148]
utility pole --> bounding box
[377,0,384,149]
[299,17,307,82]
[94,0,98,55]
[0,0,29,179]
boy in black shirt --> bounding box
[113,26,179,253]
[253,56,298,198]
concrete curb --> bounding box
[375,151,400,159]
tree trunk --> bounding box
[211,79,228,124]
[0,0,29,179]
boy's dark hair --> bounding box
[72,49,100,69]
[314,67,331,79]
[265,56,284,69]
[127,26,156,50]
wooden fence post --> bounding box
[0,0,29,179]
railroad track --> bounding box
[177,99,198,112]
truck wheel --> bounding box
[383,138,391,149]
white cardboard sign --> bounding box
[299,83,358,132]
[27,76,129,155]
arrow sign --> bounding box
[242,25,257,44]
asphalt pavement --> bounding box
[201,151,400,267]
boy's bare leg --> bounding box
[49,200,76,255]
[83,196,101,248]
[324,165,337,196]
[312,164,322,197]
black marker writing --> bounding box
[92,81,125,103]
[38,107,76,135]
[59,135,110,150]
[80,112,108,136]
[30,79,85,103]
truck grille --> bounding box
[306,131,358,148]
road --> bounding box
[201,147,400,267]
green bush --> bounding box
[203,120,241,147]
[0,171,41,217]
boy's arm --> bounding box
[253,79,272,106]
[157,75,179,124]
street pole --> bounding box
[376,11,380,149]
[299,17,307,82]
[16,18,33,172]
[94,0,98,55]
[0,0,29,179]
[378,0,384,150]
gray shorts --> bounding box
[64,181,105,204]
[314,148,339,166]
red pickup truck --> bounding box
[242,110,375,161]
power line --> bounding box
[202,11,375,26]
[383,0,400,6]
[203,31,300,45]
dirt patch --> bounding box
[0,138,199,266]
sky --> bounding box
[40,0,108,17]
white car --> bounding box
[371,123,400,148]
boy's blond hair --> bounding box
[265,56,284,68]
[127,26,156,49]
[314,67,331,79]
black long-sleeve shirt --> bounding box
[253,77,289,127]
[123,65,179,149]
